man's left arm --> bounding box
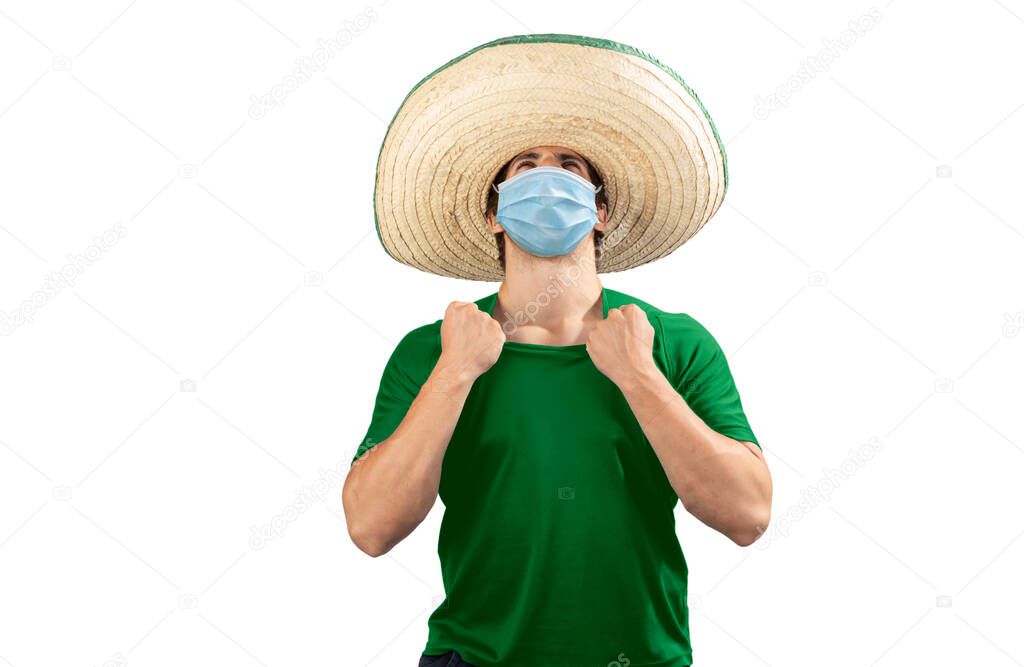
[585,304,772,546]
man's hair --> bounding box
[485,154,609,272]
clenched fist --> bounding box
[585,304,658,389]
[438,301,506,383]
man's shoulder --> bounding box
[395,319,442,354]
[605,288,723,380]
[386,318,442,381]
[604,288,707,337]
[390,291,497,361]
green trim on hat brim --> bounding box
[372,33,730,267]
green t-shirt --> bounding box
[353,287,759,667]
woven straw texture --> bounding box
[374,34,728,281]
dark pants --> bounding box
[418,649,475,667]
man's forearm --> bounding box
[617,367,772,546]
[342,356,476,556]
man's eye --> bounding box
[516,160,535,169]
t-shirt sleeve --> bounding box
[351,325,440,464]
[657,313,761,449]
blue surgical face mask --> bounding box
[494,166,602,257]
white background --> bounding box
[2,0,1023,665]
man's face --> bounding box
[486,145,608,234]
[505,146,594,182]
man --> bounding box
[343,35,772,667]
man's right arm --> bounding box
[342,301,505,557]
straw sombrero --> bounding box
[374,33,728,281]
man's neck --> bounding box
[493,253,604,345]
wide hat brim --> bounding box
[374,34,729,281]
